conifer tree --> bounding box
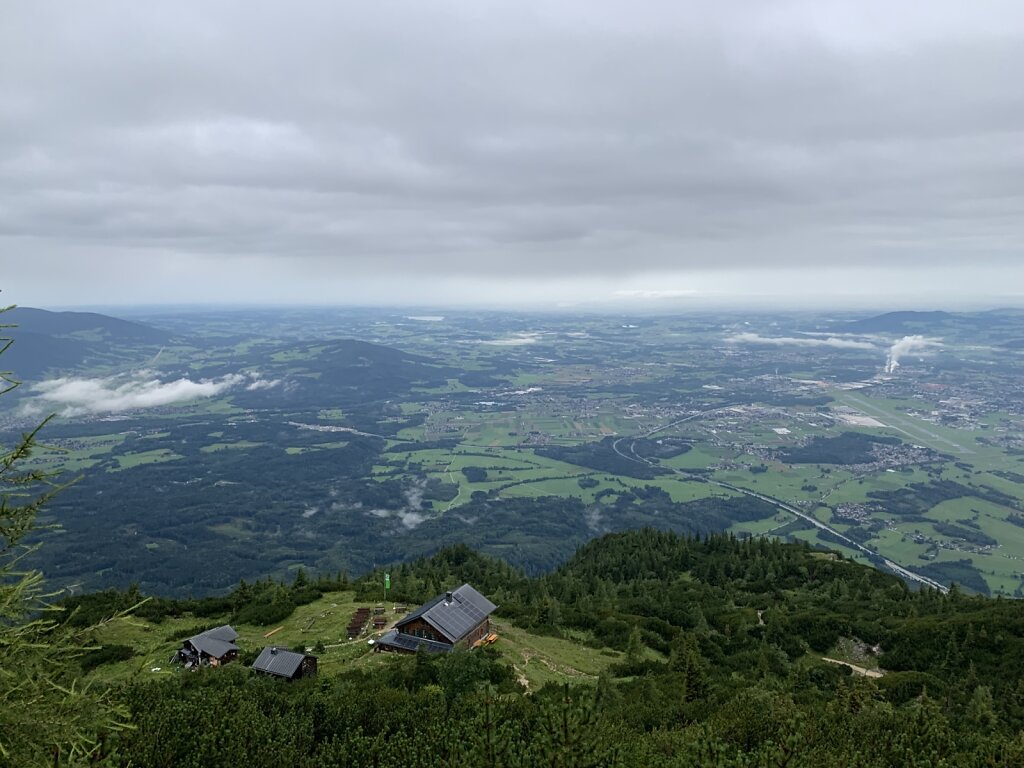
[0,304,130,765]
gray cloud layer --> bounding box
[24,370,278,416]
[3,1,1024,306]
[727,333,878,350]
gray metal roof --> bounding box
[199,625,239,643]
[186,625,239,658]
[396,584,496,644]
[188,635,237,659]
[394,593,447,626]
[376,629,453,654]
[251,647,309,678]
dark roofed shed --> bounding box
[251,647,317,680]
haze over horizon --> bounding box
[3,1,1023,310]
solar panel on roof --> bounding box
[376,630,452,654]
[418,584,497,643]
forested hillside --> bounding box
[6,304,1024,765]
[50,531,1024,767]
[9,304,1024,599]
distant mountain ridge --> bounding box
[832,310,955,333]
[5,307,172,344]
[832,309,1021,334]
[2,306,173,382]
[232,337,457,409]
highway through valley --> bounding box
[611,411,949,593]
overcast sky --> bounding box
[3,1,1023,310]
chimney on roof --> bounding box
[270,647,277,655]
[445,591,453,604]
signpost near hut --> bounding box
[384,572,390,603]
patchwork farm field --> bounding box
[5,306,1024,596]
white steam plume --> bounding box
[885,335,942,373]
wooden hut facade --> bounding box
[374,584,496,655]
[173,625,239,668]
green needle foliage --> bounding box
[0,305,131,766]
